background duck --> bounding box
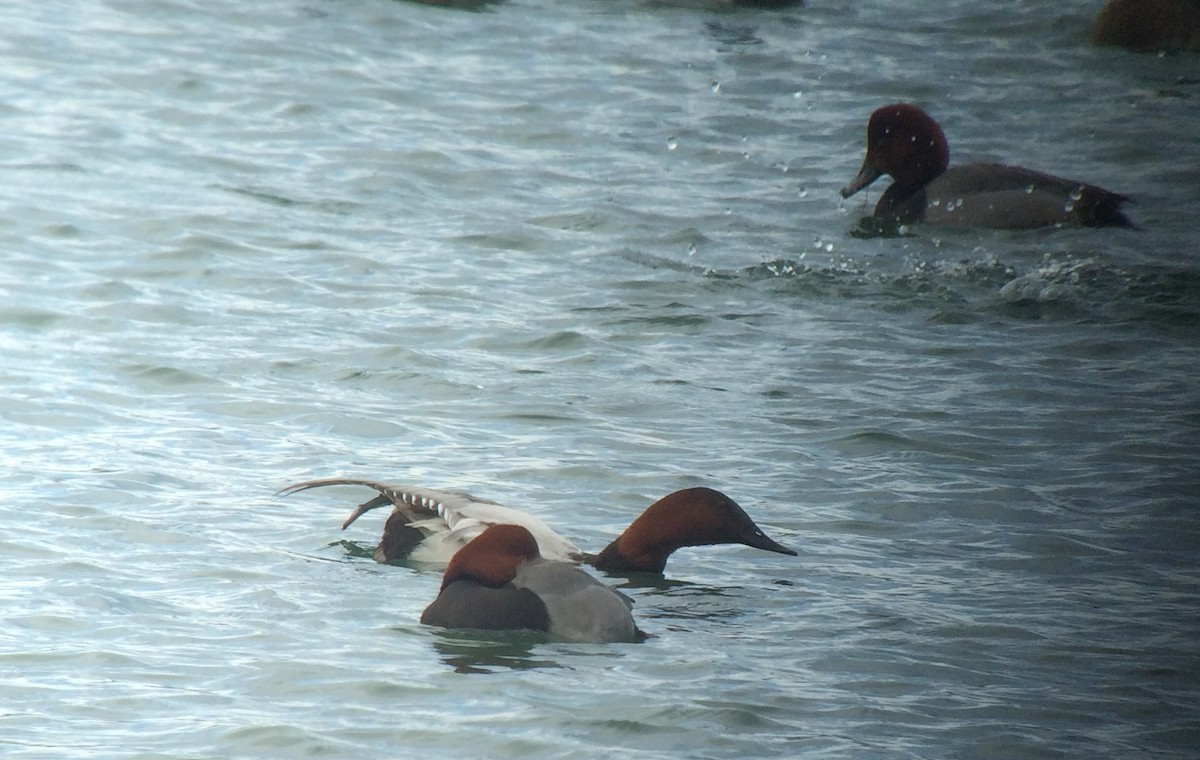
[1091,0,1200,53]
[840,103,1136,230]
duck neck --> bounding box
[588,502,708,573]
[875,182,929,225]
[589,538,669,574]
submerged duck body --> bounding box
[278,479,796,573]
[420,524,645,643]
[840,103,1136,230]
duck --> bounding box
[1091,0,1200,53]
[277,478,797,573]
[420,524,645,643]
[839,103,1136,230]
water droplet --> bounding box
[1025,184,1035,194]
[687,243,697,256]
[1064,189,1083,212]
[793,90,803,99]
[798,187,809,198]
[710,81,721,94]
[666,135,678,151]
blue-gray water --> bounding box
[2,1,1198,757]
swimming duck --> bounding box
[420,524,645,643]
[278,479,797,573]
[1091,0,1200,53]
[840,103,1136,229]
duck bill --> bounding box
[839,158,881,199]
[740,526,798,557]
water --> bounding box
[3,0,1198,757]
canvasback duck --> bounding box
[277,479,797,572]
[420,524,645,643]
[840,103,1136,230]
[1091,0,1200,53]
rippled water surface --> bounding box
[3,1,1198,757]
